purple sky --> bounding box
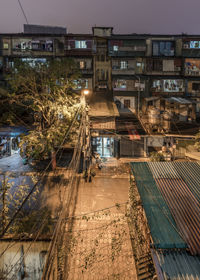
[0,0,200,34]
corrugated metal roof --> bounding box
[166,97,192,104]
[173,162,200,204]
[152,249,200,279]
[130,162,186,249]
[148,162,200,255]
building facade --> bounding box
[1,27,200,157]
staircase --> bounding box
[136,253,156,280]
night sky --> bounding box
[0,0,199,34]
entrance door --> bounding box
[93,137,114,157]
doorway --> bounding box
[92,137,114,157]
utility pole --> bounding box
[1,174,7,234]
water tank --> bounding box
[162,111,172,132]
[148,107,160,125]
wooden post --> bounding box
[51,150,56,171]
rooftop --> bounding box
[88,94,119,118]
[131,161,200,278]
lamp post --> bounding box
[81,89,91,181]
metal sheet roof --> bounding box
[166,97,192,104]
[152,249,200,279]
[148,162,200,255]
[130,162,186,249]
[131,162,200,255]
[146,162,200,255]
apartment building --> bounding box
[0,26,200,157]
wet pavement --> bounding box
[66,158,137,279]
[0,153,32,173]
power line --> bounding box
[1,109,84,277]
[0,107,81,238]
[17,0,29,25]
[42,111,86,278]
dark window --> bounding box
[115,100,121,109]
[192,83,200,91]
[153,60,162,71]
[146,59,162,71]
[124,99,130,108]
[153,41,175,56]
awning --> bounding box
[144,97,160,102]
[0,126,28,137]
[166,97,192,104]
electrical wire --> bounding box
[0,107,81,238]
[0,117,80,264]
[42,110,86,278]
[17,0,29,25]
[3,109,84,278]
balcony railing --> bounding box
[112,68,136,75]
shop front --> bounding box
[0,126,27,158]
[92,136,114,157]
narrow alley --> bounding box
[66,158,137,279]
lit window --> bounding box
[3,43,9,49]
[113,45,119,51]
[74,79,88,89]
[190,41,200,49]
[163,79,183,92]
[79,61,85,69]
[120,61,128,69]
[114,80,127,89]
[75,41,87,49]
[21,58,47,67]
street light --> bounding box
[81,89,90,106]
[81,89,92,182]
[82,89,89,95]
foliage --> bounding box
[0,269,7,280]
[3,58,82,160]
[0,175,53,236]
[14,208,53,236]
[194,131,200,151]
[150,151,165,162]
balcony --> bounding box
[109,46,146,57]
[145,70,181,76]
[185,69,200,76]
[80,69,93,75]
[187,91,200,97]
[12,48,54,57]
[112,68,136,75]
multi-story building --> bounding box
[1,26,200,158]
[108,34,147,114]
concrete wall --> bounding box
[0,241,50,280]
